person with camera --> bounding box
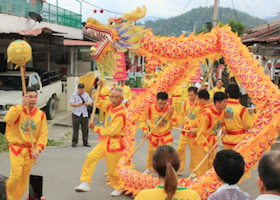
[70,83,93,147]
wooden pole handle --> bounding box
[187,134,224,179]
[125,112,169,164]
[90,68,104,122]
[20,66,36,165]
[172,127,190,132]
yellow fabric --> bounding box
[209,86,225,99]
[195,106,225,152]
[80,99,126,189]
[139,104,180,136]
[134,186,201,200]
[80,141,124,189]
[5,104,48,151]
[99,85,111,121]
[178,101,201,125]
[139,103,179,170]
[171,85,182,104]
[146,141,172,170]
[117,84,132,101]
[178,136,197,172]
[181,82,192,102]
[5,104,48,200]
[223,143,235,150]
[177,101,201,172]
[173,103,182,115]
[93,97,127,151]
[6,148,34,200]
[223,98,252,146]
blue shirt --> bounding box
[69,91,93,118]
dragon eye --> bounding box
[110,21,115,26]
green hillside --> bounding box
[141,6,267,37]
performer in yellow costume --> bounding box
[117,80,132,107]
[75,83,126,197]
[223,84,252,150]
[139,92,180,174]
[194,92,227,176]
[181,82,192,103]
[210,78,225,99]
[98,79,111,123]
[5,87,48,200]
[171,85,182,114]
[177,87,201,176]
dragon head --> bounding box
[85,6,147,76]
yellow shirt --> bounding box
[134,186,201,200]
[5,104,48,152]
[93,98,127,152]
[171,85,182,104]
[178,101,201,126]
[99,85,111,101]
[223,98,252,146]
[117,85,132,101]
[195,106,226,152]
[139,104,180,146]
[210,86,225,99]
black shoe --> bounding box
[83,144,91,147]
[72,143,76,147]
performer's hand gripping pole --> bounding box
[125,111,169,165]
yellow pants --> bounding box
[194,146,209,177]
[146,141,172,170]
[172,103,181,114]
[6,147,34,200]
[99,110,105,121]
[177,135,197,172]
[80,140,124,190]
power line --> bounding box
[180,0,192,14]
[80,0,122,15]
[242,0,256,17]
[231,0,239,21]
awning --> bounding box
[63,39,96,46]
[18,27,65,36]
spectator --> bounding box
[0,175,7,200]
[134,145,201,200]
[256,151,280,200]
[69,83,93,147]
[207,150,252,200]
[209,78,225,99]
[194,77,204,89]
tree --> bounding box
[228,18,245,36]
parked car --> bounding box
[0,68,62,133]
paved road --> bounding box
[0,110,261,200]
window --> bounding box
[31,75,40,90]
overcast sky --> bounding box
[46,0,279,23]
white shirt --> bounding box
[208,183,252,200]
[194,82,201,89]
[255,194,280,200]
[69,91,93,118]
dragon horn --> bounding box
[121,6,147,22]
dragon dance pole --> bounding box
[187,134,224,180]
[125,111,169,165]
[20,65,36,164]
[90,68,104,122]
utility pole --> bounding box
[208,0,219,89]
[193,21,197,33]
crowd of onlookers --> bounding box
[1,148,280,200]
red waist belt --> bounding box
[172,95,181,97]
[227,130,246,135]
[112,135,124,139]
[9,143,35,148]
[151,132,171,138]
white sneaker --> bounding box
[111,188,124,196]
[177,171,183,176]
[191,173,197,178]
[75,182,90,192]
[142,169,153,174]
